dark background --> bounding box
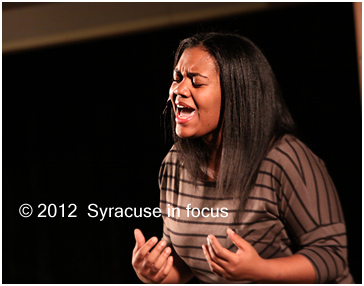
[3,3,361,283]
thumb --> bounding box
[227,228,251,250]
[134,228,146,252]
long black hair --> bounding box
[169,32,295,208]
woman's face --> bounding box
[169,47,221,139]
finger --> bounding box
[150,255,173,283]
[202,244,226,277]
[152,256,173,283]
[207,234,233,262]
[134,236,158,264]
[227,228,251,250]
[157,255,173,280]
[133,229,146,255]
[142,240,167,270]
[150,246,172,274]
[207,236,221,263]
[207,237,219,263]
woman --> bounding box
[131,32,353,283]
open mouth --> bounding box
[176,104,196,122]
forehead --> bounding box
[176,47,217,73]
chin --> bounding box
[176,127,197,139]
[176,132,195,139]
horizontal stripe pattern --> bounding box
[159,135,352,283]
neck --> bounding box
[203,129,222,181]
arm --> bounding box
[262,254,316,283]
[203,137,351,283]
[132,229,193,284]
[203,229,316,283]
[273,138,350,283]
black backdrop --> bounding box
[3,3,361,283]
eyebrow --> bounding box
[174,69,208,79]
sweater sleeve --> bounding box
[158,147,177,247]
[268,137,351,283]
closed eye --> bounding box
[173,70,183,83]
[192,82,203,88]
[173,70,205,87]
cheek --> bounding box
[200,102,221,128]
[214,92,222,125]
[169,85,175,101]
[212,105,221,126]
[169,85,177,113]
[208,95,221,125]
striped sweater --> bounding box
[159,135,353,283]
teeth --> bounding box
[176,104,194,109]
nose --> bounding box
[171,79,191,100]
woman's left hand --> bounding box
[202,228,267,282]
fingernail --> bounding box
[149,237,157,245]
[207,237,212,246]
[164,247,171,254]
[160,240,166,248]
[227,228,235,235]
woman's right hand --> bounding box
[132,228,174,283]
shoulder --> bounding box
[160,145,179,168]
[158,145,179,185]
[261,134,324,184]
[266,134,318,165]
